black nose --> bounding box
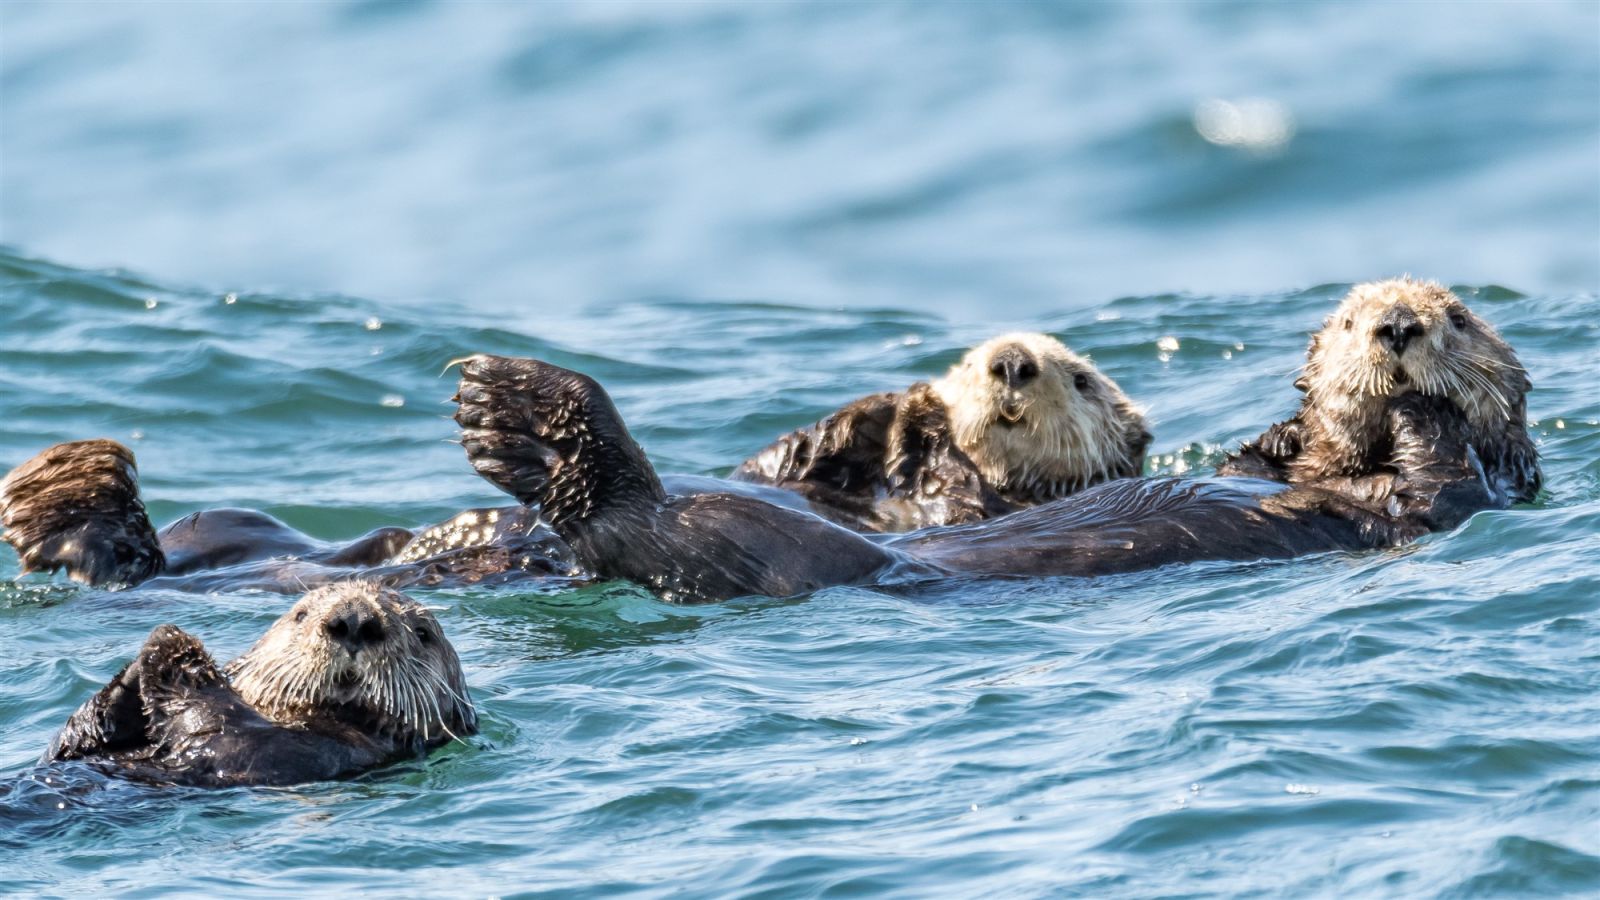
[987,347,1039,389]
[324,607,385,655]
[1374,303,1425,354]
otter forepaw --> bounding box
[1257,420,1305,461]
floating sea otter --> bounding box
[733,332,1150,531]
[450,278,1537,597]
[1220,277,1540,506]
[43,583,477,787]
[0,440,581,592]
[1,279,1537,602]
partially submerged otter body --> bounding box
[0,440,582,593]
[0,279,1539,605]
[45,583,476,787]
[732,383,1016,532]
[895,392,1510,577]
[734,333,1150,532]
[451,314,1530,601]
[454,355,914,603]
[1221,278,1539,510]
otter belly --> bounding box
[890,477,1377,578]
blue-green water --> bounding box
[3,0,1600,895]
[2,251,1597,896]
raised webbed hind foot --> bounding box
[1,439,164,587]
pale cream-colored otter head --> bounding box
[1295,277,1529,476]
[930,332,1150,502]
[226,583,477,747]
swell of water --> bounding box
[2,0,1597,314]
[1,249,1597,896]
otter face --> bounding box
[931,332,1149,499]
[1304,278,1527,430]
[227,583,477,747]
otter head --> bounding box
[226,583,477,749]
[930,332,1150,501]
[1297,278,1529,473]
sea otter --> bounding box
[0,439,582,591]
[453,355,919,602]
[733,332,1150,531]
[1219,277,1539,509]
[3,280,1537,603]
[448,282,1534,598]
[43,582,477,787]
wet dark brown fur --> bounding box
[3,282,1537,603]
[454,355,911,603]
[45,583,476,787]
[0,440,164,587]
[0,440,580,592]
[1220,278,1540,509]
[734,333,1150,532]
[448,325,1534,600]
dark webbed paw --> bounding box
[452,355,664,532]
[1257,419,1305,461]
[1,439,165,587]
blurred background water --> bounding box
[2,1,1599,897]
[2,0,1597,315]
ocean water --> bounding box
[2,252,1597,896]
[3,0,1600,896]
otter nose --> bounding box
[324,607,385,656]
[1374,303,1425,354]
[987,348,1040,390]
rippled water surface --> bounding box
[2,251,1597,896]
[2,0,1599,896]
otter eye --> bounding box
[1449,312,1468,329]
[1073,373,1090,391]
[1342,318,1352,331]
[414,627,431,643]
[294,610,307,623]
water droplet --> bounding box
[380,394,405,408]
[1554,419,1565,429]
[849,737,866,746]
[1222,350,1233,360]
[969,803,979,812]
[223,293,237,305]
[1157,336,1180,352]
[365,316,383,331]
[130,430,145,441]
[144,297,158,309]
[1285,783,1320,795]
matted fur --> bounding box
[0,438,164,587]
[227,583,476,745]
[1288,278,1533,484]
[930,332,1150,503]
